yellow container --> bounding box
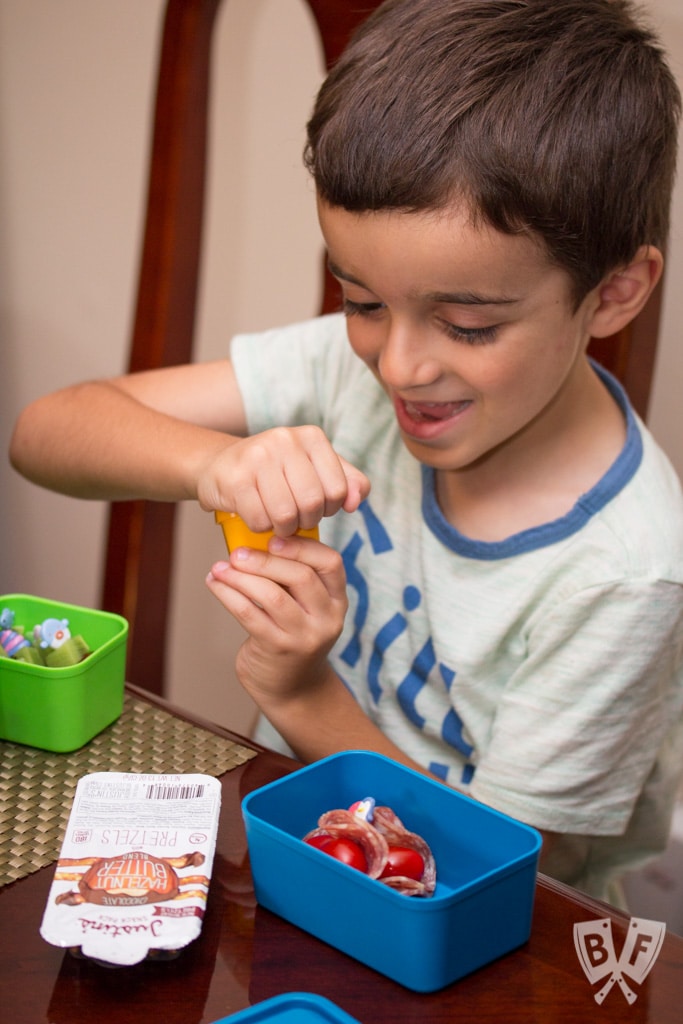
[214,511,319,553]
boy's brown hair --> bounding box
[305,0,681,305]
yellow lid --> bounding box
[214,511,319,552]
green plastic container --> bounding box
[0,594,128,752]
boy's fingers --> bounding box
[227,539,347,604]
[305,448,360,521]
[206,427,368,532]
[270,537,348,603]
[339,459,371,512]
[251,459,367,533]
[256,461,325,534]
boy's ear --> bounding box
[588,245,663,339]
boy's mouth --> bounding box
[394,396,472,439]
[402,400,469,423]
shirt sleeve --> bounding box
[230,314,353,434]
[469,578,683,835]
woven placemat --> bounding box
[0,693,258,886]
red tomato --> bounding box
[305,834,334,852]
[379,846,424,881]
[306,835,368,872]
[325,838,368,872]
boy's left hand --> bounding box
[205,535,348,708]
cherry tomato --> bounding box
[325,838,368,872]
[305,834,334,852]
[305,835,368,872]
[379,846,424,881]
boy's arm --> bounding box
[9,360,369,528]
[9,360,246,501]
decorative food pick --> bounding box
[0,627,31,658]
[0,608,16,629]
[303,796,436,897]
[35,617,71,649]
[0,606,91,668]
[214,510,319,553]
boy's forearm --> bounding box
[9,379,233,503]
[255,663,431,775]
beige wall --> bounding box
[1,0,682,737]
[0,0,324,735]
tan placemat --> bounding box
[0,693,258,886]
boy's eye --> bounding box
[441,321,499,345]
[342,298,386,317]
[342,298,499,345]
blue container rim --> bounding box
[209,992,362,1023]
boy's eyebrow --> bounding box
[327,259,518,306]
[425,289,519,306]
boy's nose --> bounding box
[377,323,441,390]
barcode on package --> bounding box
[144,782,206,800]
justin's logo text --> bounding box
[573,917,666,1005]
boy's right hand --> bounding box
[196,424,370,535]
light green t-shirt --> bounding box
[231,314,683,903]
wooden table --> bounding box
[1,685,682,1024]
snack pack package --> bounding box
[40,771,221,966]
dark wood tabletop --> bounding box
[2,684,682,1024]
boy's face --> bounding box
[318,199,603,478]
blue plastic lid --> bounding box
[210,993,362,1023]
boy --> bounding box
[10,0,683,905]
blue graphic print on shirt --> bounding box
[338,500,475,785]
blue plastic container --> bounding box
[242,751,541,992]
[211,993,361,1023]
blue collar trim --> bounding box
[421,363,643,560]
